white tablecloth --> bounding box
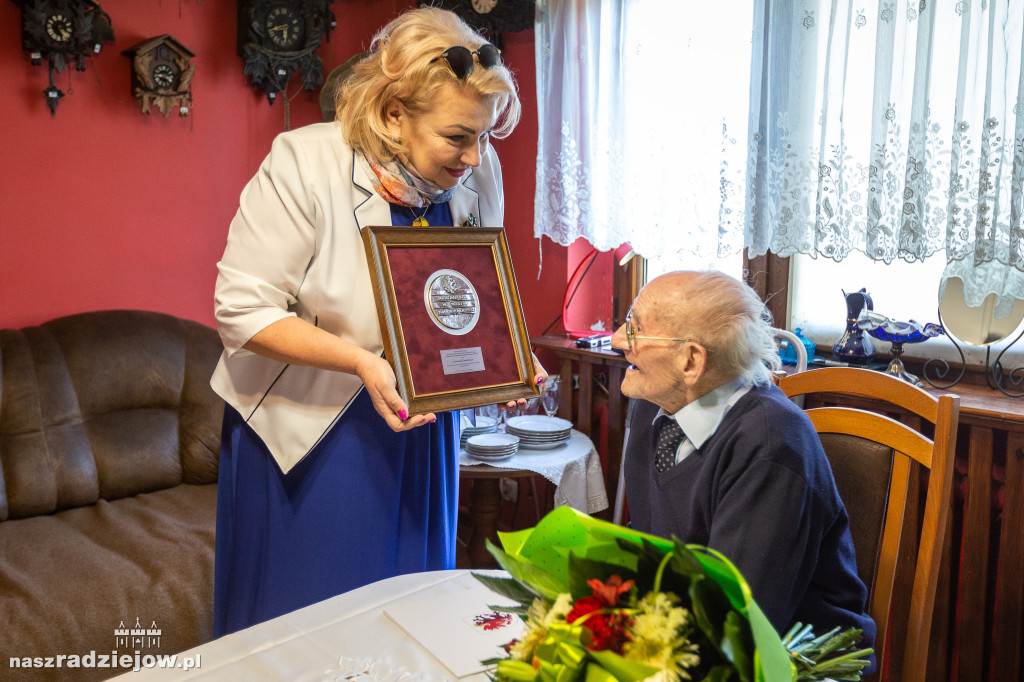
[109,571,506,681]
[459,429,608,514]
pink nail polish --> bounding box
[429,417,437,423]
[536,376,544,384]
[398,409,408,420]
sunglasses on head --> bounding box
[430,44,501,79]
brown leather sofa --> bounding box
[0,310,223,681]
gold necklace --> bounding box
[410,204,429,227]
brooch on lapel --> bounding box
[460,213,479,227]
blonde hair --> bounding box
[335,7,521,161]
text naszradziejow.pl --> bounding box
[9,651,201,672]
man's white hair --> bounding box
[652,270,781,386]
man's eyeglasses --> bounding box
[430,44,502,79]
[624,312,699,352]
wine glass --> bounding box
[475,403,500,426]
[542,378,560,418]
[504,398,523,422]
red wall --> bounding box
[1,0,566,343]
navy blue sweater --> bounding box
[624,382,876,662]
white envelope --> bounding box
[383,576,524,678]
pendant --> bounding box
[413,217,429,227]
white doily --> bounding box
[319,657,449,682]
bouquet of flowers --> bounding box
[474,507,872,682]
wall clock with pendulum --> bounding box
[122,35,196,118]
[237,0,336,127]
[418,0,534,49]
[13,0,115,115]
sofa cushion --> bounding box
[0,483,216,681]
[0,311,223,521]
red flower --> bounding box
[567,596,603,623]
[587,575,635,607]
[587,611,633,653]
[565,576,635,654]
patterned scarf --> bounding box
[358,152,458,208]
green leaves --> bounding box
[474,572,540,606]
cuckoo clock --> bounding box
[237,0,335,104]
[122,35,195,118]
[420,0,534,48]
[14,0,115,115]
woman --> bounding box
[210,7,536,636]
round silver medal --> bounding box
[424,269,480,335]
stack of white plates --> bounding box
[459,415,499,446]
[465,433,520,461]
[505,416,573,450]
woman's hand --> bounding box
[356,354,436,431]
[504,353,549,411]
[243,318,435,431]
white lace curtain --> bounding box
[533,0,753,259]
[748,0,1024,316]
[534,0,1024,316]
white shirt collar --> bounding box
[654,378,751,449]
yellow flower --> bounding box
[508,594,574,662]
[623,592,700,681]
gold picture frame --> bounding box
[361,226,539,415]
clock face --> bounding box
[265,6,304,50]
[152,64,176,89]
[471,0,499,13]
[45,13,74,43]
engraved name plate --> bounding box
[423,269,480,335]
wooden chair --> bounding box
[773,367,959,682]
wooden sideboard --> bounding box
[531,334,1024,682]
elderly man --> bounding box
[612,270,875,656]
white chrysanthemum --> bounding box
[544,593,574,625]
[623,592,700,681]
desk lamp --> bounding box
[562,243,635,338]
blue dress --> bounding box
[213,201,459,637]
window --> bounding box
[536,0,1024,373]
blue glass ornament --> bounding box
[857,310,944,386]
[832,288,877,363]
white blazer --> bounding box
[210,122,505,474]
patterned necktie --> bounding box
[654,416,685,473]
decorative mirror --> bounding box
[925,275,1024,396]
[939,277,1024,346]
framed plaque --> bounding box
[361,226,539,415]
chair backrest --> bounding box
[773,367,959,682]
[771,327,808,407]
[771,327,809,373]
[613,398,638,526]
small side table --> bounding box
[530,335,631,516]
[459,430,608,568]
[458,465,535,569]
